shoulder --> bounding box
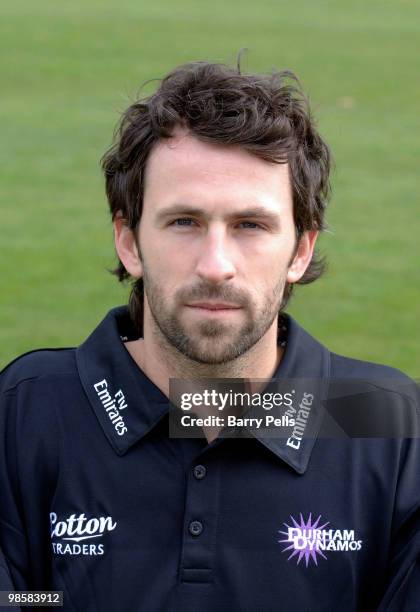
[0,347,78,394]
[0,348,79,452]
[327,351,419,436]
[330,350,411,378]
[0,350,69,495]
[329,351,416,394]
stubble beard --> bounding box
[142,267,287,365]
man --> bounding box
[0,60,419,611]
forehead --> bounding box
[143,127,292,214]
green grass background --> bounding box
[1,0,419,376]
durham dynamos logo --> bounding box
[50,512,117,556]
[278,513,363,567]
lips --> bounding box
[186,302,241,310]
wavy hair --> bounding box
[102,55,332,332]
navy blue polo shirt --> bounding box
[0,305,419,611]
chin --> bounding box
[185,340,243,365]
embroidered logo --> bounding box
[285,392,314,450]
[278,513,363,567]
[94,378,128,436]
[50,512,117,556]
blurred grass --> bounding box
[1,0,419,376]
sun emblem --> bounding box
[278,512,330,567]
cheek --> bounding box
[141,237,190,297]
[141,227,179,269]
[160,247,189,280]
[239,235,295,275]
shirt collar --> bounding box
[76,305,330,474]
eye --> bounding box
[170,218,197,227]
[237,221,264,230]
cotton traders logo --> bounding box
[278,513,363,567]
[50,512,117,556]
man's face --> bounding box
[128,128,314,364]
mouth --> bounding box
[185,302,242,315]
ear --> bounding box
[286,230,319,284]
[113,212,143,278]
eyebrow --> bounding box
[155,205,281,226]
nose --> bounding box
[194,225,236,284]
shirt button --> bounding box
[189,520,203,537]
[193,464,207,480]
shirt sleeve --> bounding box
[0,546,16,589]
[376,389,420,611]
[0,367,60,591]
[0,386,31,591]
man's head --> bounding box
[102,59,331,363]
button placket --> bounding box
[193,464,207,480]
[179,454,221,583]
[188,520,204,536]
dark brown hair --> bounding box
[102,56,332,332]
